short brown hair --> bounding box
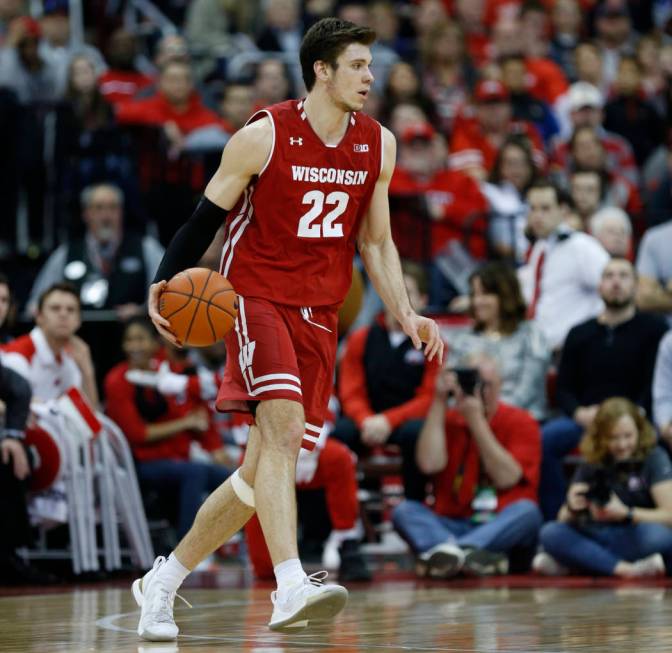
[300,18,376,92]
[580,397,656,464]
[526,178,562,205]
[37,282,81,312]
[469,262,527,335]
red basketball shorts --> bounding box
[216,296,338,451]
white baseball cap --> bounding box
[568,82,603,111]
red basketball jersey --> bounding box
[219,99,383,308]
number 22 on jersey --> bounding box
[297,190,349,238]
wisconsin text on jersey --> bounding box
[291,166,369,185]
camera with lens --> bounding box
[453,367,481,396]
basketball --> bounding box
[159,267,238,346]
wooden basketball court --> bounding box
[2,570,672,652]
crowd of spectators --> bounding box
[1,0,672,585]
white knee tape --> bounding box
[231,468,255,507]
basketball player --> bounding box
[135,18,444,640]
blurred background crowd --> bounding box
[2,0,672,587]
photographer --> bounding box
[392,355,542,578]
[537,398,672,577]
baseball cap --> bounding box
[401,122,435,144]
[474,79,509,104]
[568,82,603,110]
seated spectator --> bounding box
[389,122,488,305]
[565,126,642,218]
[251,58,294,111]
[386,100,429,138]
[481,135,538,262]
[450,80,545,181]
[0,16,64,104]
[0,273,15,342]
[383,61,436,128]
[569,169,605,230]
[636,219,672,326]
[1,283,98,406]
[589,207,632,259]
[518,180,609,351]
[549,0,582,81]
[393,355,542,578]
[488,16,569,106]
[550,82,638,186]
[105,317,231,540]
[28,183,164,319]
[0,275,40,584]
[636,36,667,115]
[654,331,672,450]
[219,82,254,135]
[539,258,668,520]
[593,0,636,87]
[256,0,302,55]
[447,262,551,421]
[116,59,227,156]
[334,262,439,500]
[53,55,134,228]
[537,398,672,577]
[39,0,106,84]
[98,28,153,107]
[500,53,560,145]
[603,56,664,167]
[418,21,473,133]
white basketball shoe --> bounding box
[268,571,348,631]
[132,556,191,641]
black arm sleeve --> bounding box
[0,364,32,438]
[153,196,229,284]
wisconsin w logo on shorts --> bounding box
[238,341,256,372]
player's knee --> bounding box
[260,417,304,452]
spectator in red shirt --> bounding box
[391,121,489,259]
[449,80,545,180]
[98,28,153,106]
[392,355,542,578]
[116,59,225,155]
[105,317,231,539]
[391,121,488,308]
[335,262,440,500]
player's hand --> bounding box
[400,313,444,363]
[148,281,181,347]
[1,438,30,481]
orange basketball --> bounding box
[159,267,238,346]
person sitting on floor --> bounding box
[536,397,672,578]
[393,354,542,578]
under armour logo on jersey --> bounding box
[353,144,369,152]
[289,137,303,146]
